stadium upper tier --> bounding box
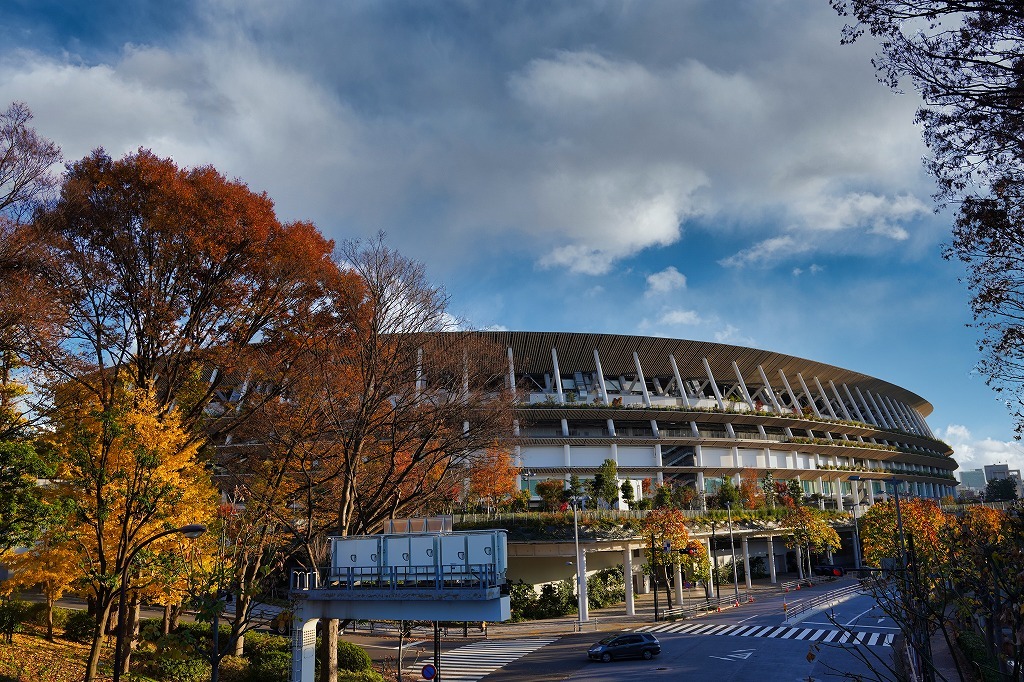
[451,331,957,507]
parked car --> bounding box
[813,564,845,577]
[588,632,661,662]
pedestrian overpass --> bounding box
[289,530,510,682]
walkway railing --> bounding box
[783,582,863,623]
[292,563,504,593]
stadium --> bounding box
[460,330,957,508]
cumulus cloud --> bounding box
[646,266,687,295]
[714,324,756,347]
[938,424,1024,477]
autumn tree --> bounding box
[739,470,763,510]
[50,389,217,682]
[713,477,740,509]
[283,236,516,682]
[536,478,567,511]
[469,445,520,513]
[783,506,841,578]
[831,3,1024,434]
[27,148,341,437]
[0,101,61,222]
[640,508,691,608]
[761,470,777,508]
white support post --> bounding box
[741,537,752,590]
[767,536,777,584]
[829,380,853,420]
[552,347,565,404]
[624,546,635,616]
[842,383,867,423]
[814,377,838,419]
[854,386,881,427]
[674,563,684,604]
[778,370,801,415]
[291,616,318,682]
[633,352,653,407]
[669,354,691,407]
[702,357,726,410]
[732,361,756,411]
[796,373,822,419]
[757,365,783,413]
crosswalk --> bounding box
[635,621,894,647]
[402,637,558,682]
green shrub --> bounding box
[337,640,371,672]
[63,610,96,643]
[0,597,27,643]
[155,656,211,682]
[957,631,1001,682]
[217,655,250,682]
[509,580,539,622]
[587,566,625,609]
[245,630,290,663]
[250,649,291,682]
[338,670,385,682]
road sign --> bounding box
[422,663,437,680]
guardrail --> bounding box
[783,582,864,623]
[291,563,503,592]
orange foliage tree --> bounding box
[469,444,521,512]
[641,508,691,608]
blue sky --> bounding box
[3,0,1021,478]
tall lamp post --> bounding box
[726,502,740,601]
[847,476,865,570]
[570,496,588,623]
[113,524,207,682]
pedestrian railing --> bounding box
[783,582,864,623]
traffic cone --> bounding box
[734,599,740,608]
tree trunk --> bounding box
[318,618,339,682]
[120,593,141,675]
[84,599,114,682]
[45,592,54,641]
[169,602,183,632]
[162,604,172,635]
[232,593,251,657]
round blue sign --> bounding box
[421,663,437,680]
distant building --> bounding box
[983,464,1024,498]
[959,468,986,490]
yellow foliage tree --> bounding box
[50,388,216,682]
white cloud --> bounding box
[938,424,1024,476]
[658,309,701,326]
[646,266,687,295]
[714,324,756,347]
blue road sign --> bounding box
[422,663,437,680]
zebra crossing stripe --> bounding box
[642,621,891,647]
[402,638,557,682]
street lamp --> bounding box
[569,496,588,623]
[726,502,740,601]
[113,524,207,682]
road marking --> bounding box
[710,648,755,661]
[643,621,891,647]
[401,638,557,682]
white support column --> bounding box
[703,357,726,410]
[634,352,653,407]
[594,349,616,436]
[834,477,843,509]
[880,395,905,432]
[741,537,752,590]
[623,546,635,616]
[829,380,853,420]
[291,615,318,682]
[732,361,756,411]
[842,383,867,423]
[669,354,691,407]
[655,444,664,485]
[796,545,805,580]
[552,347,565,404]
[894,401,919,435]
[564,444,571,468]
[674,563,684,604]
[796,373,822,419]
[854,386,881,427]
[767,536,777,584]
[871,390,898,431]
[757,365,784,413]
[814,377,838,419]
[778,370,801,415]
[507,347,517,398]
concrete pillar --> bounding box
[767,535,777,584]
[796,545,805,580]
[674,563,684,604]
[741,537,752,590]
[291,616,318,682]
[623,547,635,616]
